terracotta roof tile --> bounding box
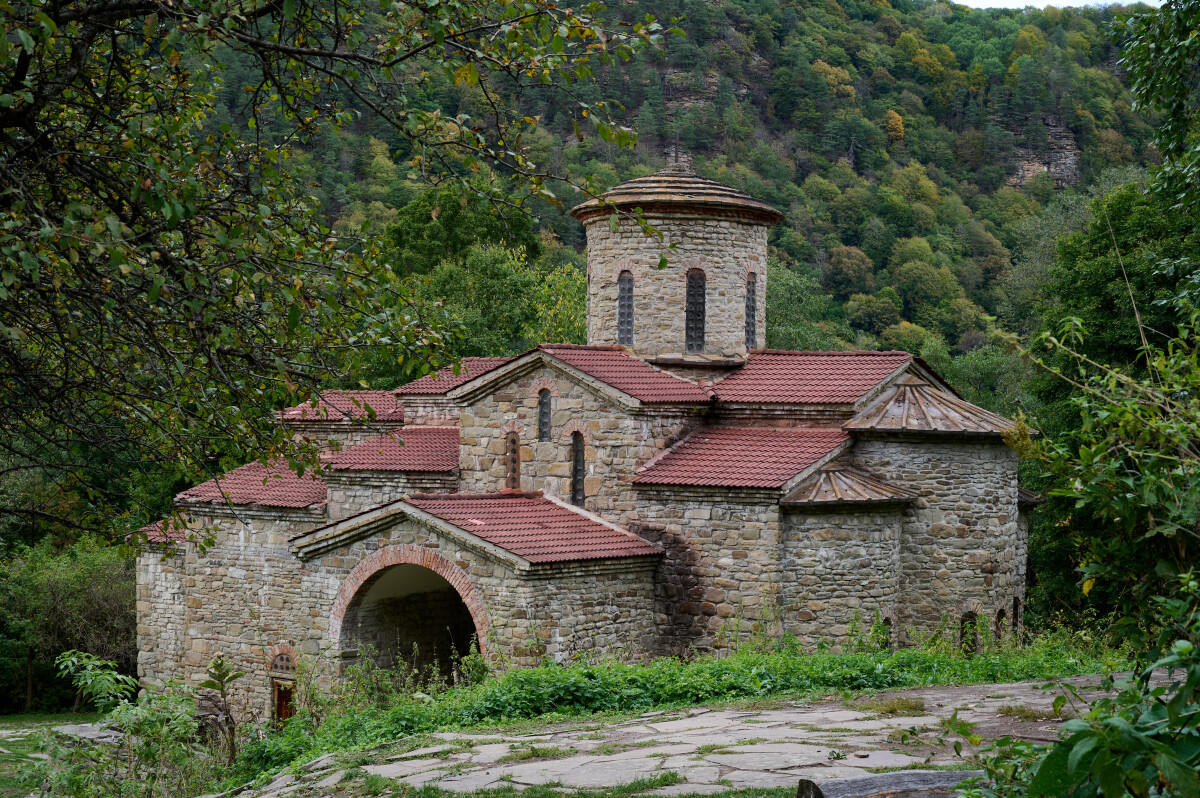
[278,391,403,422]
[405,491,661,564]
[781,466,918,507]
[539,345,711,404]
[632,427,849,488]
[1018,487,1045,506]
[843,376,1015,435]
[398,357,515,395]
[136,519,188,543]
[714,350,913,405]
[177,460,326,509]
[330,428,460,472]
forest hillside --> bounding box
[214,0,1159,357]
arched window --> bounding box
[960,611,979,655]
[685,269,706,353]
[270,651,296,722]
[270,653,296,676]
[617,270,634,346]
[570,432,585,506]
[745,272,757,349]
[537,390,552,442]
[505,431,521,490]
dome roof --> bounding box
[569,163,784,224]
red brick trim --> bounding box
[530,378,559,398]
[501,419,523,434]
[561,418,594,444]
[265,642,298,677]
[329,545,490,655]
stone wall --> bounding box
[137,508,659,713]
[850,436,1020,638]
[780,507,903,650]
[325,471,458,520]
[135,549,187,687]
[284,420,405,452]
[457,364,702,519]
[582,213,769,359]
[631,487,784,653]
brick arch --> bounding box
[329,545,490,656]
[265,642,298,677]
[530,378,559,398]
[501,419,523,434]
[561,418,594,444]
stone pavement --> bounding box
[238,676,1094,798]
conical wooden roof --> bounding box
[844,375,1015,435]
[781,466,917,507]
[569,163,784,224]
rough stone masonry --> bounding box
[137,163,1034,718]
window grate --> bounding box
[617,271,634,346]
[685,270,705,353]
[537,390,552,441]
[745,273,757,349]
[505,431,521,490]
[570,432,585,506]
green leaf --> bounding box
[287,304,301,331]
[1028,742,1073,797]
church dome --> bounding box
[569,163,784,224]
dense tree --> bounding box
[0,0,664,538]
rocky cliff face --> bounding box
[1007,115,1081,188]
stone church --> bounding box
[137,164,1033,715]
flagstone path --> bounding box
[236,675,1101,798]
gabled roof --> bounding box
[176,460,327,509]
[397,357,515,396]
[632,427,849,488]
[781,466,918,507]
[536,345,712,404]
[844,375,1014,435]
[278,391,404,423]
[330,428,459,472]
[712,350,914,405]
[404,491,661,564]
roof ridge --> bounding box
[538,343,627,351]
[406,490,545,502]
[748,349,912,357]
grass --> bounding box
[202,629,1128,790]
[856,696,927,716]
[0,711,104,797]
[996,704,1062,722]
[593,740,666,756]
[496,745,576,763]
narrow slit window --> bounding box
[745,272,757,349]
[570,432,585,506]
[537,390,552,442]
[1012,597,1021,636]
[505,431,521,490]
[617,271,634,346]
[685,269,706,353]
[960,611,979,655]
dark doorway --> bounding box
[272,679,294,722]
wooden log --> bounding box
[796,770,987,798]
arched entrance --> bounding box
[330,545,489,680]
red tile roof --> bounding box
[632,427,849,488]
[539,345,711,404]
[330,428,459,472]
[398,357,515,395]
[278,391,403,422]
[713,350,913,405]
[136,519,188,543]
[843,375,1014,435]
[177,460,327,509]
[405,491,661,563]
